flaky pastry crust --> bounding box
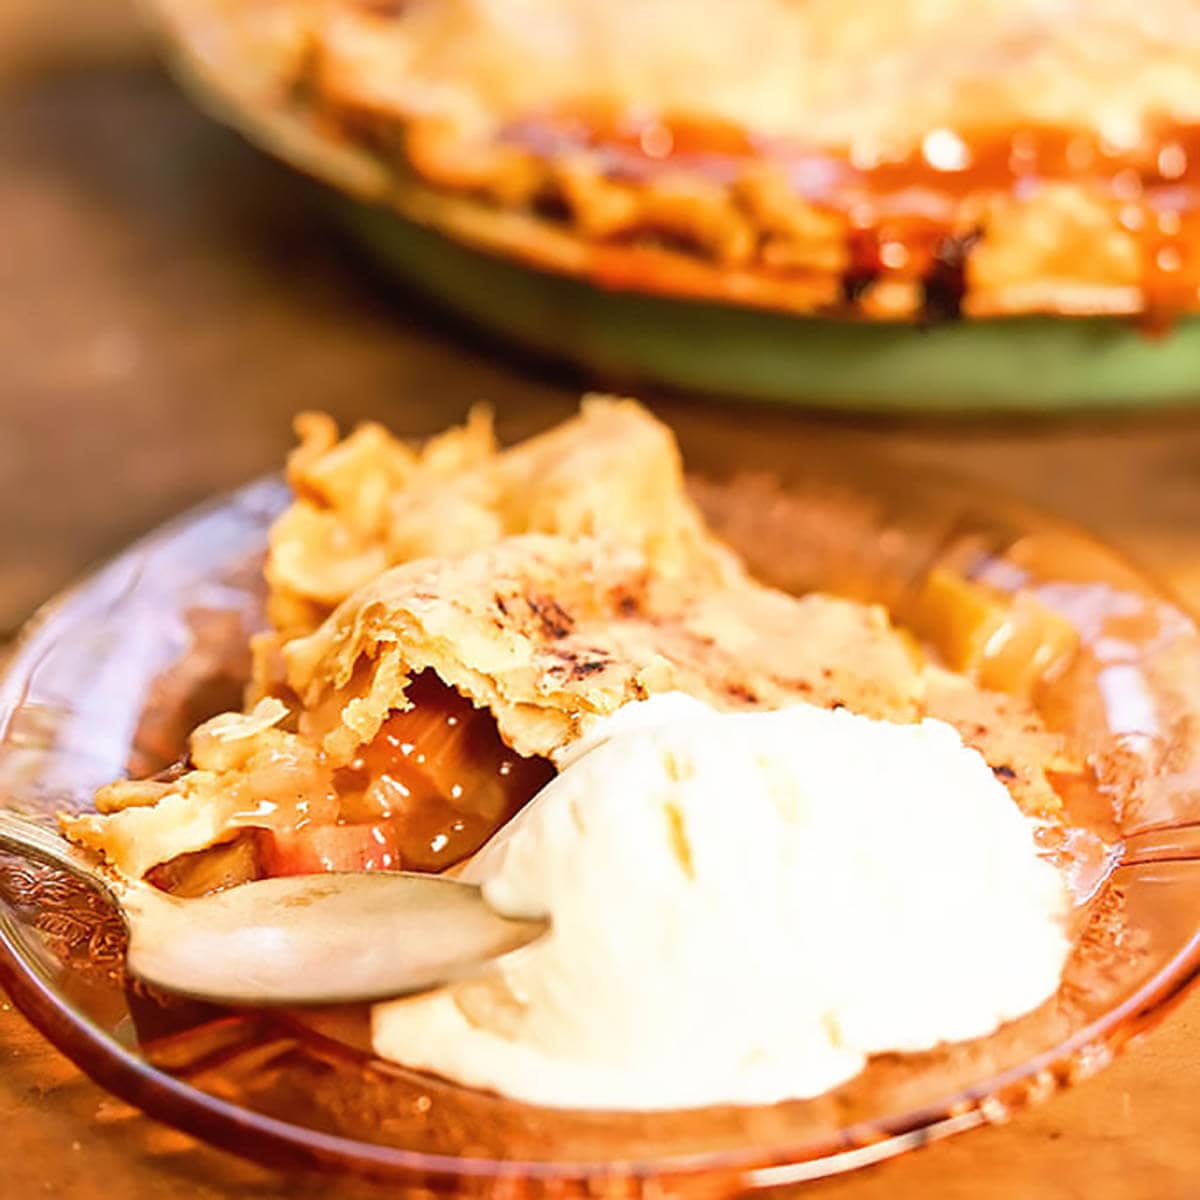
[265,397,734,639]
[64,399,1073,878]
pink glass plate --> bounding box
[1,458,1200,1196]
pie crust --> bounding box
[64,399,1075,878]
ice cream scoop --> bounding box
[373,694,1072,1110]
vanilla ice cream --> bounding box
[372,694,1071,1110]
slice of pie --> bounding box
[150,0,1200,320]
[64,399,1077,889]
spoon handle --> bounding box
[0,809,116,897]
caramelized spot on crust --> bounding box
[614,590,641,617]
[921,230,982,323]
[525,594,576,639]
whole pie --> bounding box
[152,0,1200,320]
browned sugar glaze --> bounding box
[333,672,555,869]
[149,674,554,894]
[492,112,1200,319]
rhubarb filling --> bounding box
[147,673,554,895]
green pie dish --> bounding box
[146,0,1200,416]
[343,200,1200,415]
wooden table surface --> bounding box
[3,6,1200,1197]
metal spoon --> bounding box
[0,810,547,1006]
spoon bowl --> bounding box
[0,811,547,1006]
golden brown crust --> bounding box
[282,533,927,764]
[923,668,1076,818]
[64,531,930,876]
[264,396,738,643]
[64,399,1073,878]
[149,0,1200,319]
